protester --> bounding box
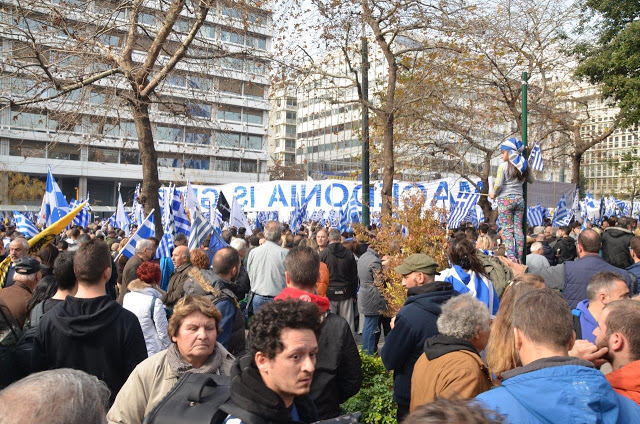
[554,226,577,264]
[319,228,359,334]
[438,239,500,315]
[381,253,458,421]
[357,244,386,355]
[476,288,640,422]
[173,233,188,247]
[122,262,171,357]
[298,238,329,296]
[246,221,288,313]
[484,274,544,379]
[164,245,193,308]
[228,238,251,300]
[627,236,640,284]
[32,239,147,403]
[404,398,503,424]
[410,295,492,411]
[488,138,533,261]
[315,228,328,252]
[275,246,362,418]
[594,299,640,405]
[107,296,234,424]
[221,299,323,423]
[0,368,111,424]
[184,247,246,355]
[573,271,629,343]
[525,241,549,269]
[0,257,46,328]
[602,217,634,269]
[5,238,29,288]
[118,239,157,303]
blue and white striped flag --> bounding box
[156,228,174,259]
[267,211,279,222]
[70,199,91,228]
[172,188,191,236]
[448,191,480,229]
[527,142,544,172]
[119,210,155,259]
[552,194,571,226]
[14,211,39,239]
[614,199,630,216]
[289,194,307,233]
[527,204,545,227]
[188,207,214,250]
[44,166,70,226]
[438,265,500,316]
[108,213,117,228]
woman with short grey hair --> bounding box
[410,295,493,411]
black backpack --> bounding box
[142,373,231,424]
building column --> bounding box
[78,176,88,200]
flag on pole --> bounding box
[527,204,545,227]
[156,228,174,259]
[172,188,191,236]
[185,181,200,213]
[14,211,39,239]
[70,199,91,228]
[552,194,571,226]
[0,202,86,288]
[217,192,231,222]
[209,202,222,230]
[448,191,480,229]
[188,208,214,250]
[289,194,307,233]
[115,187,131,235]
[44,166,70,226]
[571,188,580,218]
[230,196,251,230]
[207,225,229,262]
[527,142,544,172]
[118,211,155,259]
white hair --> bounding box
[530,242,543,253]
[230,238,247,251]
[437,295,490,340]
[135,239,154,254]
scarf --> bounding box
[166,342,224,376]
[501,137,528,174]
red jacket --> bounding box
[607,360,640,406]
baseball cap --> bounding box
[394,254,439,276]
[14,257,48,275]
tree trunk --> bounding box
[571,151,582,185]
[381,111,394,217]
[131,100,163,237]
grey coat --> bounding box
[357,248,386,315]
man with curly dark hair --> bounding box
[221,299,323,423]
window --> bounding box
[216,132,240,147]
[48,143,80,160]
[188,102,211,119]
[285,140,295,149]
[120,121,137,138]
[287,98,297,107]
[215,157,240,172]
[10,109,46,130]
[138,12,155,26]
[158,154,183,168]
[199,24,216,39]
[247,13,267,26]
[217,105,241,122]
[220,57,243,71]
[184,156,210,170]
[244,83,265,99]
[243,135,262,150]
[221,7,242,20]
[219,78,242,96]
[155,125,184,142]
[285,124,296,136]
[88,147,119,163]
[187,76,213,91]
[244,109,263,125]
[185,128,211,145]
[10,141,46,158]
[121,150,141,165]
[247,35,266,50]
[286,111,296,121]
[220,29,244,45]
[245,60,264,75]
[166,75,186,88]
[241,159,257,173]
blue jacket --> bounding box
[380,282,457,406]
[627,262,640,293]
[574,300,597,343]
[563,255,633,309]
[476,357,640,423]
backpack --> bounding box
[143,373,231,424]
[476,251,513,298]
[13,301,47,377]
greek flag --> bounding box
[156,228,174,259]
[527,204,545,227]
[115,190,131,235]
[172,188,191,236]
[108,213,117,228]
[44,167,70,225]
[337,190,360,232]
[119,211,155,259]
[14,211,39,239]
[131,185,143,226]
[438,265,500,316]
[188,207,214,250]
[465,205,484,227]
[209,202,223,230]
[448,191,480,229]
[207,225,229,262]
[70,199,91,228]
[267,211,279,222]
[527,142,544,172]
[552,194,571,226]
[615,199,630,216]
[308,210,324,223]
[289,194,307,233]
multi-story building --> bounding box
[267,82,297,168]
[0,1,271,206]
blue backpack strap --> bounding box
[571,308,581,317]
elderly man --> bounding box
[381,253,458,421]
[246,221,288,313]
[164,245,192,308]
[411,295,492,411]
[0,257,46,328]
[573,271,629,343]
[5,238,29,288]
[117,239,157,303]
[525,241,550,269]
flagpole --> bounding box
[521,71,528,265]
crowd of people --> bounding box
[0,210,639,423]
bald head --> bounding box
[172,245,190,268]
[212,247,241,280]
[578,229,601,256]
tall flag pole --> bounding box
[521,71,528,264]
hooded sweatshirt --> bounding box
[32,295,148,403]
[319,242,358,300]
[275,287,362,419]
[222,355,319,424]
[574,300,598,343]
[476,356,640,423]
[607,360,640,406]
[380,282,458,406]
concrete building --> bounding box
[0,2,272,206]
[267,82,297,168]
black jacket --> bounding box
[319,243,358,300]
[311,313,363,419]
[32,295,147,403]
[555,236,577,264]
[602,228,634,269]
[541,240,556,265]
[221,355,319,423]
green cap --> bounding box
[394,254,439,276]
